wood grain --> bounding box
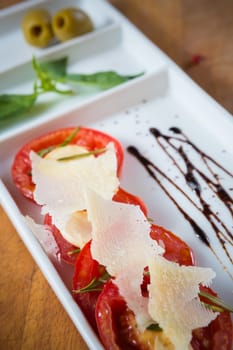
[110,0,233,114]
[1,1,232,349]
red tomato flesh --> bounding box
[113,187,148,217]
[150,224,195,266]
[72,241,107,331]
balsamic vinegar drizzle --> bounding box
[127,127,233,278]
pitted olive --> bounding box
[52,8,94,42]
[22,9,54,48]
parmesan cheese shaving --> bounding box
[85,188,164,329]
[25,215,59,260]
[30,143,119,248]
[148,256,218,350]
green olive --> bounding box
[52,8,94,42]
[22,9,54,48]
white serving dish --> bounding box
[0,0,232,349]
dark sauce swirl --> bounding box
[127,127,233,276]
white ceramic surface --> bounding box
[0,0,232,349]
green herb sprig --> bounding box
[72,271,110,294]
[199,290,233,313]
[67,247,81,256]
[0,56,143,129]
[142,270,233,314]
[57,147,106,162]
[37,127,80,157]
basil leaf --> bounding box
[32,57,72,95]
[0,94,36,120]
[39,57,68,79]
[64,71,144,89]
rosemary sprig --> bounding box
[72,271,110,294]
[37,145,56,157]
[199,290,233,313]
[60,127,80,147]
[57,147,106,162]
[37,127,80,157]
[142,270,233,314]
[67,247,81,256]
[147,217,154,223]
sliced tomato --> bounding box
[43,187,148,265]
[150,224,195,266]
[96,282,233,350]
[95,281,127,350]
[72,187,148,328]
[113,187,148,216]
[96,281,161,350]
[44,213,79,265]
[95,224,195,349]
[72,241,107,331]
[95,228,232,350]
[11,126,124,201]
[141,224,194,296]
[191,286,233,350]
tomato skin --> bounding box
[113,187,148,216]
[11,127,124,201]
[96,283,233,350]
[192,311,233,350]
[191,286,233,350]
[72,241,107,331]
[150,224,195,266]
[43,214,79,265]
[96,282,157,350]
[95,281,127,350]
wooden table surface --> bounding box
[1,1,233,349]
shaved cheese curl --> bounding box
[148,256,218,350]
[30,143,119,248]
[85,188,164,330]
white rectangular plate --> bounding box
[0,0,232,349]
[0,0,167,142]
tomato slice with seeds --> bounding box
[96,282,233,350]
[95,226,232,350]
[96,281,161,350]
[95,281,128,350]
[11,127,124,201]
[191,286,233,350]
[74,223,196,346]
